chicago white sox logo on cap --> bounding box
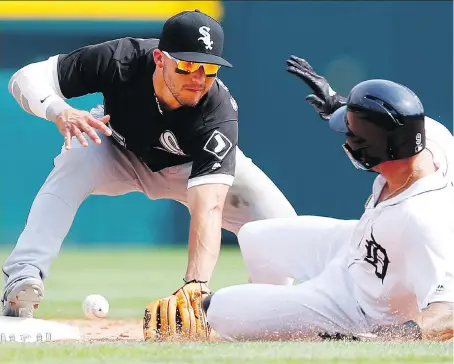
[198,26,214,50]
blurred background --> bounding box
[0,1,452,248]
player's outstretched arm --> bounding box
[143,79,239,342]
[286,55,346,120]
[370,302,453,341]
[8,56,72,122]
[186,183,230,284]
[8,59,111,149]
[7,39,129,148]
[142,183,229,342]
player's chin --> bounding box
[179,94,203,107]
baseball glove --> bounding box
[143,279,211,342]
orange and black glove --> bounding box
[143,279,211,342]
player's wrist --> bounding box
[47,99,72,122]
[183,278,209,288]
[182,278,211,293]
[183,278,208,284]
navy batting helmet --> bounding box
[329,79,425,170]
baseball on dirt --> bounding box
[82,294,109,320]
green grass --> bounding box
[0,246,249,320]
[0,247,452,363]
[0,342,451,364]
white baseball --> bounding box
[82,294,109,320]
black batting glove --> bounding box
[286,55,346,120]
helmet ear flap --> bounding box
[386,120,426,160]
[386,134,397,160]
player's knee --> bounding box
[238,220,267,250]
[238,221,260,247]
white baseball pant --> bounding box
[206,217,371,341]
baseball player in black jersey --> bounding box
[3,9,296,327]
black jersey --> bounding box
[56,37,238,185]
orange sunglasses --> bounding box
[162,51,220,77]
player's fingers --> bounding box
[287,58,324,82]
[99,114,111,125]
[64,128,72,150]
[286,58,302,69]
[71,125,89,147]
[289,55,314,70]
[286,59,305,74]
[286,58,313,74]
[87,115,112,137]
[79,121,101,145]
[286,65,301,76]
[306,94,324,108]
[286,63,319,90]
[286,65,313,83]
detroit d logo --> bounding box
[198,26,214,50]
[364,229,390,282]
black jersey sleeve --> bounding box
[57,38,136,98]
[186,78,239,188]
[187,120,238,188]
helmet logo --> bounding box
[416,133,422,144]
[415,132,423,153]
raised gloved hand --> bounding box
[143,279,211,342]
[286,55,346,120]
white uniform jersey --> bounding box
[348,165,454,325]
[209,168,454,339]
[347,116,454,324]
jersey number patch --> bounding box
[364,230,390,282]
[203,130,232,160]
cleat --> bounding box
[2,278,44,318]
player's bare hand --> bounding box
[286,55,346,120]
[55,108,112,150]
[417,302,453,341]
